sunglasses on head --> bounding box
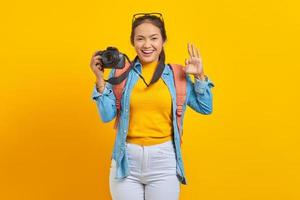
[132,12,164,24]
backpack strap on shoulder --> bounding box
[169,64,187,146]
[112,61,131,130]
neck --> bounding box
[141,60,159,67]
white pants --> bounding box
[109,140,180,200]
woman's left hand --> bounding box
[183,43,205,79]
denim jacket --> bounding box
[91,60,214,185]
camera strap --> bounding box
[104,56,138,85]
[146,49,166,87]
[104,50,166,87]
[130,51,166,87]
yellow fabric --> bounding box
[126,61,173,146]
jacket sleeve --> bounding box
[186,74,215,114]
[91,69,117,122]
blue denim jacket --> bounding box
[91,60,214,185]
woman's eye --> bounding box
[152,38,158,40]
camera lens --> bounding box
[99,47,125,69]
[105,53,113,62]
[102,51,114,65]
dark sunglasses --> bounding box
[132,12,164,24]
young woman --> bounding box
[89,13,214,200]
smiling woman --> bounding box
[131,22,166,65]
[134,33,161,58]
[89,12,215,200]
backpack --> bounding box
[112,61,187,145]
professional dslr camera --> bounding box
[95,47,126,69]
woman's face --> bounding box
[133,22,165,64]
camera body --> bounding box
[95,47,125,69]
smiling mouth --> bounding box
[141,49,155,55]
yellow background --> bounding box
[1,0,299,199]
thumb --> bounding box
[185,58,189,67]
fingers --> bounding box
[94,56,101,64]
[90,51,104,73]
[185,58,189,66]
[91,51,102,64]
[183,59,188,72]
[191,43,196,57]
[89,51,105,80]
[187,43,202,59]
[92,53,102,66]
[195,47,200,58]
[187,43,194,57]
[93,50,102,57]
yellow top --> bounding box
[126,61,173,146]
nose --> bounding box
[143,39,152,48]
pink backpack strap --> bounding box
[112,61,131,130]
[169,64,187,146]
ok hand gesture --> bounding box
[183,43,205,80]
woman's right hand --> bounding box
[90,51,106,92]
[90,51,104,79]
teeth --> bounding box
[142,50,154,54]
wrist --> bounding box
[194,72,206,81]
[95,81,105,92]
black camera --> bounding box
[95,47,126,69]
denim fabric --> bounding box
[92,59,214,185]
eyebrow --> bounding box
[135,34,159,38]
